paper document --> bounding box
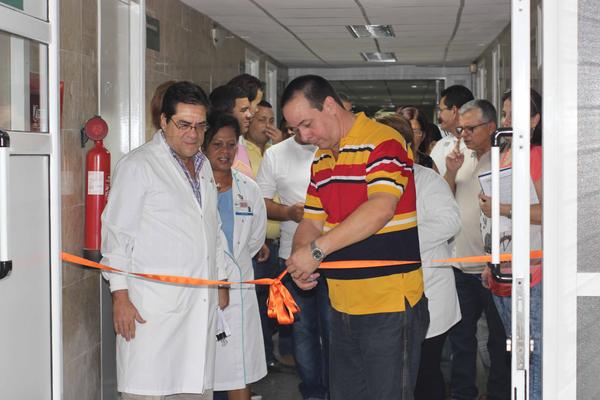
[478,167,539,231]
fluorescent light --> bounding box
[361,52,397,63]
[347,25,395,38]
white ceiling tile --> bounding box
[279,17,367,26]
[269,8,363,18]
[256,0,357,9]
[295,31,355,39]
[290,26,351,33]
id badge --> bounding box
[234,197,253,216]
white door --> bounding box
[0,1,62,399]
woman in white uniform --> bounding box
[204,112,268,400]
[377,113,461,400]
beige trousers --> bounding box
[120,391,213,400]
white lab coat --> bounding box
[213,170,268,390]
[414,164,462,338]
[101,131,228,395]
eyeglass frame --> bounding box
[455,120,490,135]
[169,118,209,135]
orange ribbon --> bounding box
[62,250,543,325]
[61,252,300,325]
[319,249,543,269]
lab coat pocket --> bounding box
[141,280,195,314]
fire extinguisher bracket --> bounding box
[81,115,109,148]
[80,127,88,148]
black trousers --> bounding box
[414,332,448,400]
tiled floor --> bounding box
[251,368,302,400]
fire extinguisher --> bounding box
[82,116,110,262]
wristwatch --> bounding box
[310,240,325,262]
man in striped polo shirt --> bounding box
[283,75,430,400]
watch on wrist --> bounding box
[310,240,325,262]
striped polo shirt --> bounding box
[304,112,423,315]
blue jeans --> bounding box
[329,297,430,400]
[449,269,510,400]
[493,282,542,400]
[282,259,331,400]
[253,240,293,362]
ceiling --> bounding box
[330,79,439,108]
[182,0,511,68]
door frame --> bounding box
[542,0,578,398]
[0,1,62,399]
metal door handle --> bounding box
[490,128,513,283]
[0,129,12,279]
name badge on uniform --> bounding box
[234,195,253,216]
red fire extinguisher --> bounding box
[82,116,110,262]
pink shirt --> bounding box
[488,145,542,296]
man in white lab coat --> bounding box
[101,81,228,399]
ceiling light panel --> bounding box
[361,52,397,62]
[347,24,395,38]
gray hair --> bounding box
[459,99,497,123]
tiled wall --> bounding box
[145,0,287,139]
[60,0,102,398]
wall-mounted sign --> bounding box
[0,0,24,9]
[146,15,160,52]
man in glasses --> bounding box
[430,85,474,177]
[445,99,511,400]
[101,81,228,400]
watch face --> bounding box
[312,248,324,261]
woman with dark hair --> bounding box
[398,106,436,170]
[204,112,269,400]
[479,88,543,400]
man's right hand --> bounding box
[445,137,465,174]
[286,202,305,223]
[112,290,146,341]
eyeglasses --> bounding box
[169,119,209,135]
[456,121,489,135]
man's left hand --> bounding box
[218,286,230,309]
[286,244,320,281]
[292,272,320,291]
[479,193,492,217]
